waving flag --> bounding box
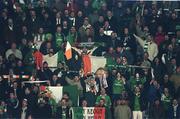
[65,41,72,60]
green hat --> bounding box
[45,33,52,41]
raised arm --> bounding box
[71,47,82,55]
[133,34,145,47]
[88,46,98,55]
[136,25,146,38]
[65,76,74,85]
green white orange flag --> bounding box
[70,107,105,119]
[83,55,107,75]
[65,41,72,60]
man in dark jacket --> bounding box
[37,62,53,81]
[36,97,52,119]
[56,98,70,119]
[18,99,32,119]
[168,99,180,119]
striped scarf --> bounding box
[144,41,148,52]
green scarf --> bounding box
[66,32,77,45]
[55,33,64,47]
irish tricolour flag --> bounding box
[42,41,72,67]
[70,107,105,119]
[82,56,107,75]
[65,41,72,60]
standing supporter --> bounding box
[112,72,126,101]
[114,98,131,119]
[134,34,158,61]
[6,92,19,118]
[37,61,53,81]
[168,99,180,119]
[95,88,112,108]
[36,97,52,119]
[78,17,94,42]
[170,66,180,93]
[33,27,46,50]
[149,99,165,119]
[65,74,83,96]
[56,98,70,119]
[18,99,32,119]
[155,26,165,46]
[54,26,65,48]
[127,86,146,119]
[161,88,172,117]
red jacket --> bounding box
[33,51,43,70]
[155,33,165,46]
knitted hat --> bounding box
[45,33,52,41]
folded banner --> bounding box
[70,107,105,119]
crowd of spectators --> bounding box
[0,0,180,119]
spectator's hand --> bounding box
[133,34,137,38]
[150,79,154,85]
[122,77,126,84]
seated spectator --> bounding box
[5,43,23,60]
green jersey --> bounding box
[112,79,125,94]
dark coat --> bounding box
[56,106,70,119]
[37,68,53,81]
[37,104,52,119]
[168,105,180,119]
[18,107,32,119]
[125,84,147,111]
